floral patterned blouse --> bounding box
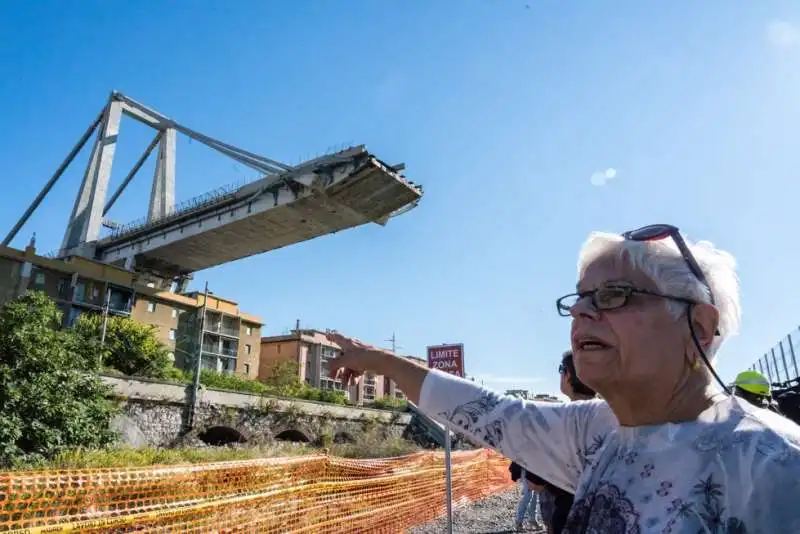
[419,369,800,533]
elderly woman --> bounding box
[327,224,800,533]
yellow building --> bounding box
[0,241,262,379]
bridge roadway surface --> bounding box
[96,146,422,278]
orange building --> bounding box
[260,329,426,405]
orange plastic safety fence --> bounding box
[0,449,513,533]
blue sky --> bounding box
[2,1,800,395]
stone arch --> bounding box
[274,428,311,443]
[198,426,248,446]
[333,431,356,444]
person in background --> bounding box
[526,351,596,534]
[733,370,781,413]
[535,480,555,534]
[558,350,596,402]
[509,461,544,531]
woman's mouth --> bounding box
[577,338,612,351]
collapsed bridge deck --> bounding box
[96,146,422,277]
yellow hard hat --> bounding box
[734,370,771,397]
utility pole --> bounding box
[188,282,209,430]
[100,287,111,346]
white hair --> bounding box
[577,231,741,358]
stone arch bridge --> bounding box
[104,375,412,447]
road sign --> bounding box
[426,343,464,534]
[427,344,465,377]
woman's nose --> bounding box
[570,295,600,320]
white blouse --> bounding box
[419,369,800,533]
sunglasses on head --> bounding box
[622,224,715,306]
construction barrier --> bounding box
[0,449,513,533]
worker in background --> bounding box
[733,370,781,413]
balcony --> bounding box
[200,354,237,375]
[202,345,238,358]
[362,385,376,403]
[204,322,239,338]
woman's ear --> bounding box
[690,302,719,351]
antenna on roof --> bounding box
[386,332,402,354]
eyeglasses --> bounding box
[556,224,719,335]
[556,285,694,317]
[622,224,715,306]
[558,363,567,375]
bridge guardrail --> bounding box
[0,448,512,533]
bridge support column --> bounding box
[148,127,176,222]
[61,99,123,253]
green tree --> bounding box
[73,314,174,379]
[0,292,117,467]
[264,360,303,396]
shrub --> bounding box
[369,396,408,410]
[295,387,348,405]
[263,360,303,396]
[73,314,174,379]
[199,369,270,395]
[0,292,117,467]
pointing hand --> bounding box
[324,331,393,385]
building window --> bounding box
[74,282,86,303]
[245,326,252,336]
[92,286,100,299]
[172,309,178,319]
[321,347,339,360]
[243,363,250,375]
[320,378,344,391]
[147,301,156,313]
[169,329,176,341]
[245,344,252,355]
[34,272,45,286]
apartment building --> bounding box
[261,328,417,405]
[134,291,262,379]
[260,329,354,400]
[0,241,262,379]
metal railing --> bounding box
[750,327,800,384]
[202,345,238,358]
[204,322,239,337]
[103,179,251,241]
